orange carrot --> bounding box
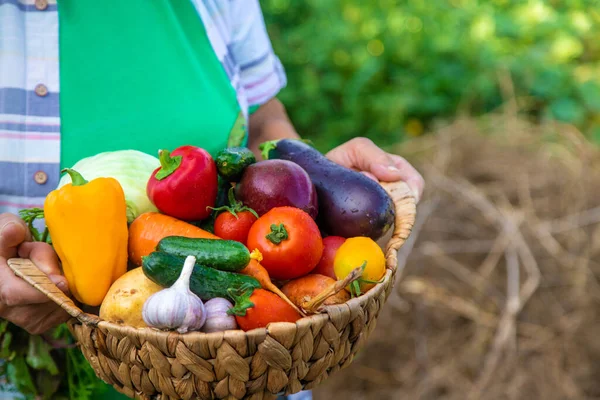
[128,212,220,266]
[240,259,306,317]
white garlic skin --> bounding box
[201,298,237,333]
[142,287,206,333]
[142,256,207,334]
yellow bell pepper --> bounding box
[44,168,129,306]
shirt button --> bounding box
[35,0,48,11]
[34,84,48,97]
[34,171,48,185]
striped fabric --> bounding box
[0,0,287,216]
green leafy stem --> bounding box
[18,208,51,244]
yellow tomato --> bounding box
[333,237,386,295]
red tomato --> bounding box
[214,210,257,245]
[235,289,302,331]
[246,207,323,281]
[312,236,346,279]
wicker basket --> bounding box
[7,180,416,400]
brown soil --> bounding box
[314,115,600,400]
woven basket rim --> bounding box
[91,268,393,343]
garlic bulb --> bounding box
[202,298,238,333]
[142,255,206,333]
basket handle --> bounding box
[6,258,100,326]
[379,180,417,273]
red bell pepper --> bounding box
[147,145,218,221]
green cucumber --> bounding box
[215,147,256,182]
[142,252,260,315]
[157,236,252,272]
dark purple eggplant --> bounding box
[235,159,318,218]
[261,139,394,240]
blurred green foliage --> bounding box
[262,0,600,150]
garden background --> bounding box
[263,0,600,151]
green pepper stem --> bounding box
[61,168,88,186]
[266,223,289,244]
[155,149,183,180]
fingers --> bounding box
[360,171,379,182]
[1,302,69,335]
[325,137,425,203]
[0,213,30,259]
[327,137,408,182]
[0,257,60,306]
[327,137,393,175]
[389,154,425,203]
[33,306,70,335]
[0,252,70,335]
[17,242,68,293]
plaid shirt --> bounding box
[0,0,287,216]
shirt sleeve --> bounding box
[228,0,287,108]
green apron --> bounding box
[57,1,244,398]
[58,0,243,170]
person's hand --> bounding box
[325,137,424,203]
[0,213,70,334]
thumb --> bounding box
[18,242,69,295]
[48,275,70,294]
[0,214,30,259]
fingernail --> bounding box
[412,189,420,203]
[57,280,68,292]
[387,165,400,172]
[408,184,421,203]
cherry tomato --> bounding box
[312,236,346,279]
[334,237,386,295]
[214,210,257,245]
[246,207,323,281]
[235,289,302,331]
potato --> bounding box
[99,267,162,327]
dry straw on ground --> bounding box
[315,114,600,400]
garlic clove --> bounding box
[201,298,237,333]
[142,255,207,333]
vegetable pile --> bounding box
[31,140,396,334]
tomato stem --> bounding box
[348,262,370,298]
[359,277,385,284]
[350,280,362,298]
[266,223,289,244]
[206,187,259,219]
[226,285,256,316]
